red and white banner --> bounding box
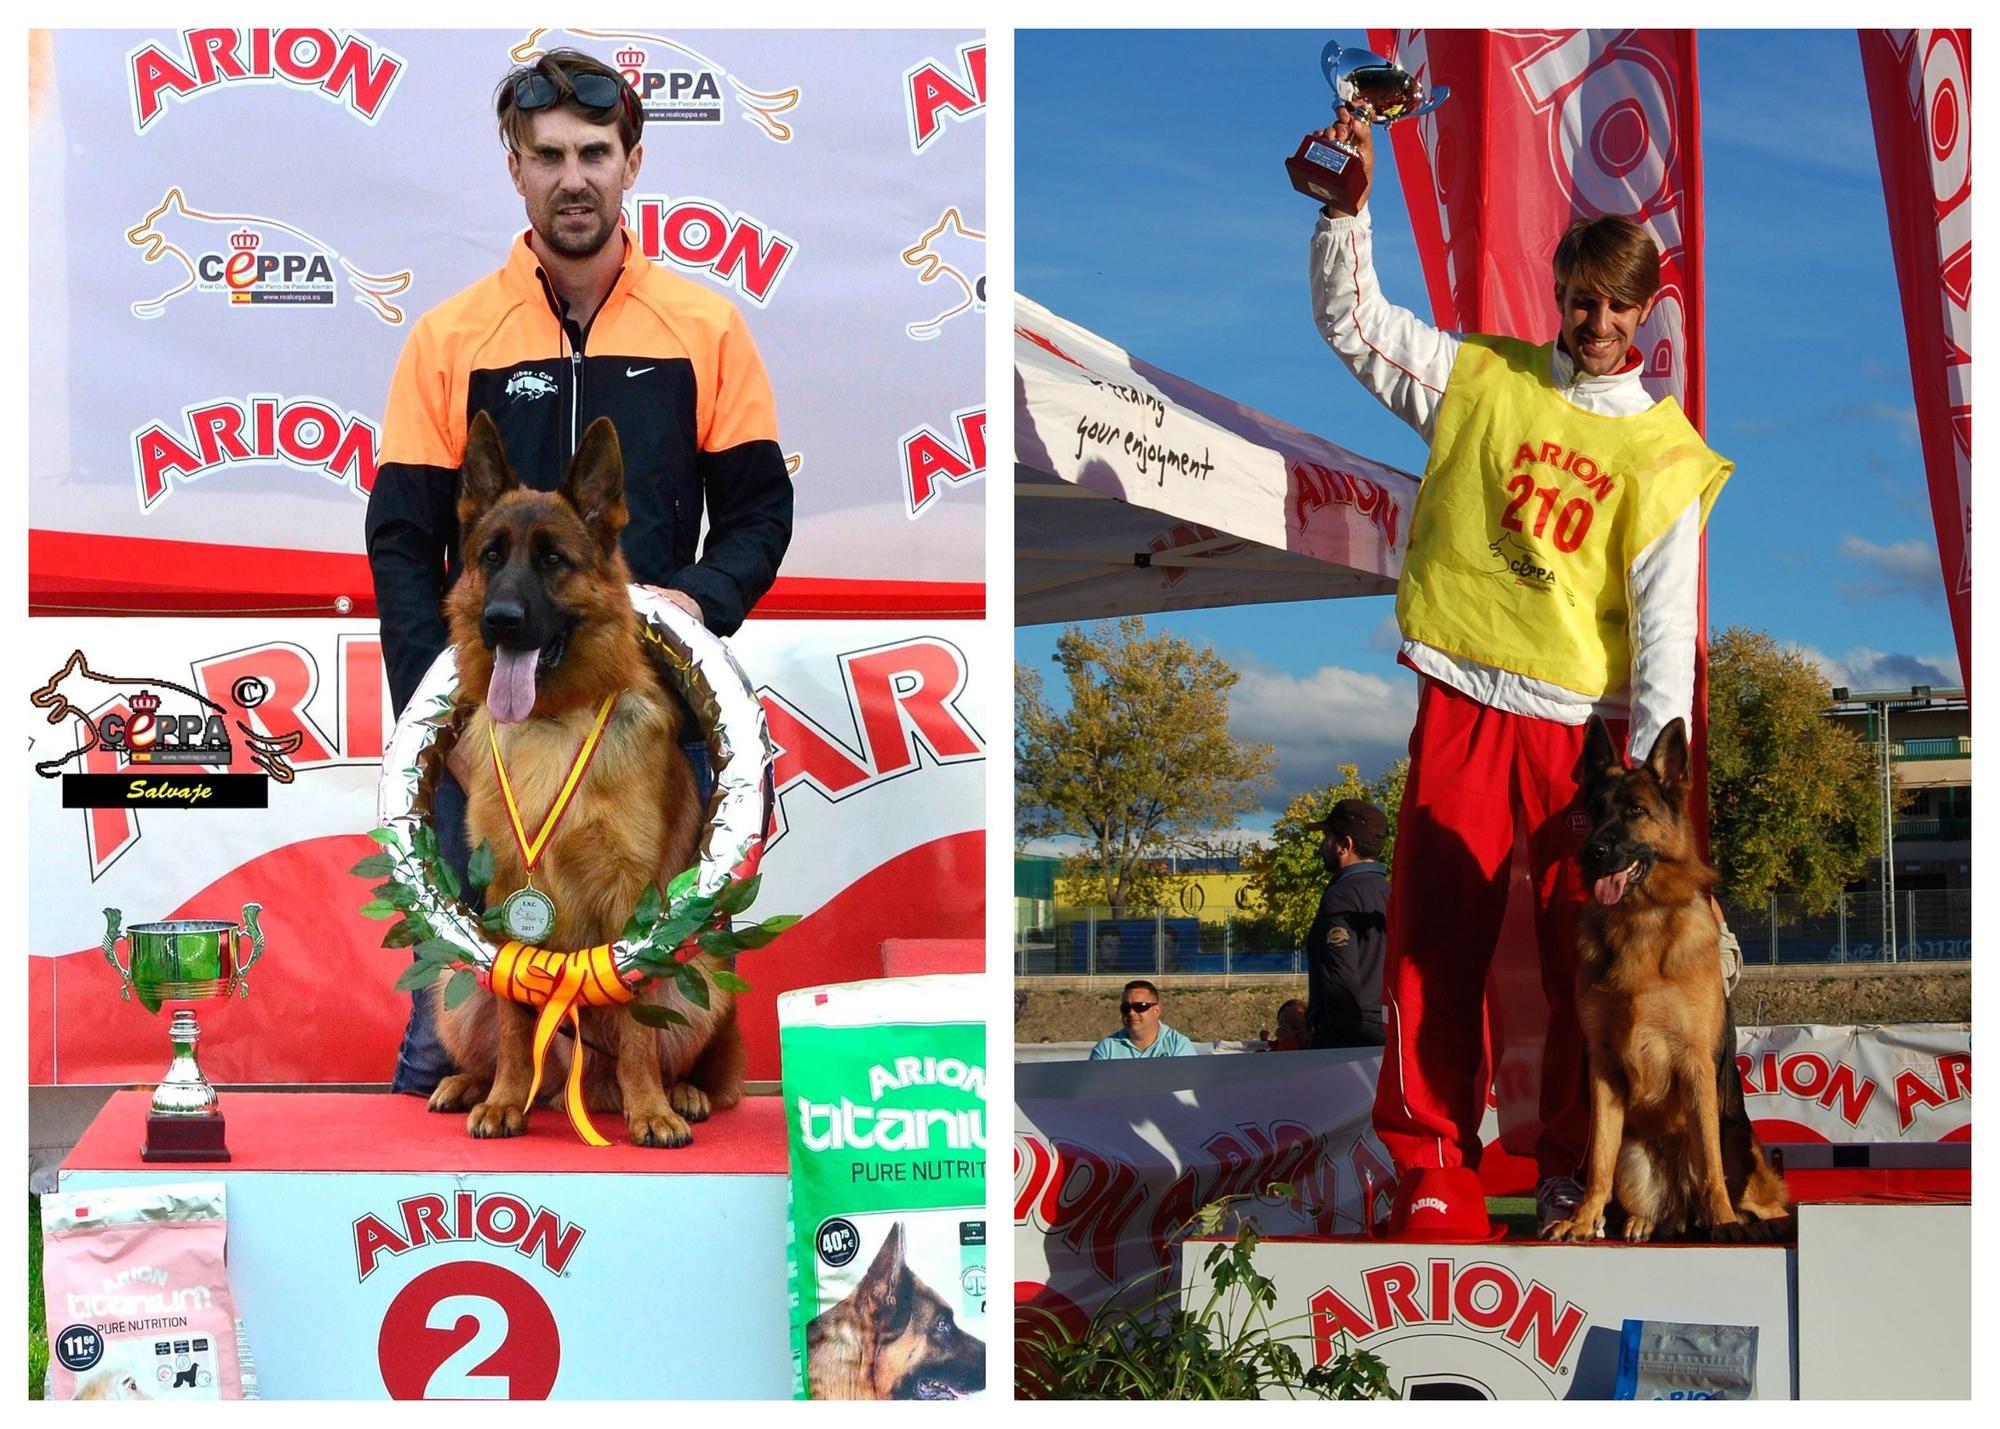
[1860,30,1972,692]
[1736,1023,1969,1145]
[28,618,985,1087]
[1013,1050,1401,1345]
[1015,1026,1969,1334]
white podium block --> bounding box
[1183,1234,1794,1400]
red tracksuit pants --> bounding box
[1373,676,1628,1179]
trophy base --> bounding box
[142,1111,231,1163]
[1287,134,1366,214]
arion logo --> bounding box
[128,29,404,132]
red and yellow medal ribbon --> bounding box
[490,939,635,1146]
[488,692,618,874]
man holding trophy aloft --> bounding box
[1303,49,1732,1243]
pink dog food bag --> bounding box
[41,1181,253,1400]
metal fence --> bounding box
[1718,888,1971,965]
[1015,888,1970,977]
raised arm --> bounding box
[1305,106,1461,443]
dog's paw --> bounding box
[1708,1216,1756,1244]
[1541,1213,1605,1243]
[1623,1214,1655,1244]
[466,1100,528,1139]
[428,1075,489,1113]
[668,1082,711,1122]
[627,1107,693,1148]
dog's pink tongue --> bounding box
[1594,868,1632,906]
[487,645,540,725]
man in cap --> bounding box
[1302,799,1390,1050]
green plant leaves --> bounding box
[349,852,395,879]
[674,961,711,1010]
[467,841,495,891]
[442,968,477,1010]
[393,960,443,991]
[714,873,761,917]
[628,1002,689,1029]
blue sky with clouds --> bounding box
[1016,28,1961,829]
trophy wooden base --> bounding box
[1287,134,1366,213]
[142,1111,231,1162]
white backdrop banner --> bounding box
[29,28,985,614]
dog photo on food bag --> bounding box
[425,411,744,1146]
[806,1222,986,1400]
[1543,716,1791,1244]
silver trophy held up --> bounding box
[1287,41,1451,212]
[102,903,264,1161]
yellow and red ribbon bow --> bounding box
[489,939,634,1146]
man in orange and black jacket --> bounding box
[367,49,791,1093]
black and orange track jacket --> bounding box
[364,227,791,712]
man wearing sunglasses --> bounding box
[367,49,792,1096]
[1088,981,1195,1060]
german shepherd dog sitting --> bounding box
[806,1223,985,1400]
[1543,716,1791,1243]
[427,411,744,1146]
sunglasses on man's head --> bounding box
[1121,1001,1157,1014]
[511,70,630,116]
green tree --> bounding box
[1242,759,1407,944]
[1017,618,1276,915]
[1706,626,1897,913]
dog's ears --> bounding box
[561,417,629,555]
[855,1222,911,1323]
[1583,714,1623,784]
[1645,717,1691,790]
[457,411,518,527]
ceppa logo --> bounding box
[629,194,796,309]
[900,408,986,518]
[510,28,799,141]
[41,636,387,881]
[128,29,404,133]
[126,188,412,324]
[905,41,985,154]
[132,395,379,510]
[901,207,985,341]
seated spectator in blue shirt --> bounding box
[1089,980,1196,1059]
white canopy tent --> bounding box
[1015,295,1421,625]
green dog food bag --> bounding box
[780,975,987,1400]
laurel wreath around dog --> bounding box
[355,590,795,1025]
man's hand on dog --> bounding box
[641,584,703,622]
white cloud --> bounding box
[1835,535,1946,604]
[1795,643,1961,693]
[1229,657,1416,813]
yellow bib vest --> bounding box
[1396,335,1732,697]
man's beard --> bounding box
[534,196,617,258]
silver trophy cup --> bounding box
[103,903,264,1158]
[1287,41,1451,212]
